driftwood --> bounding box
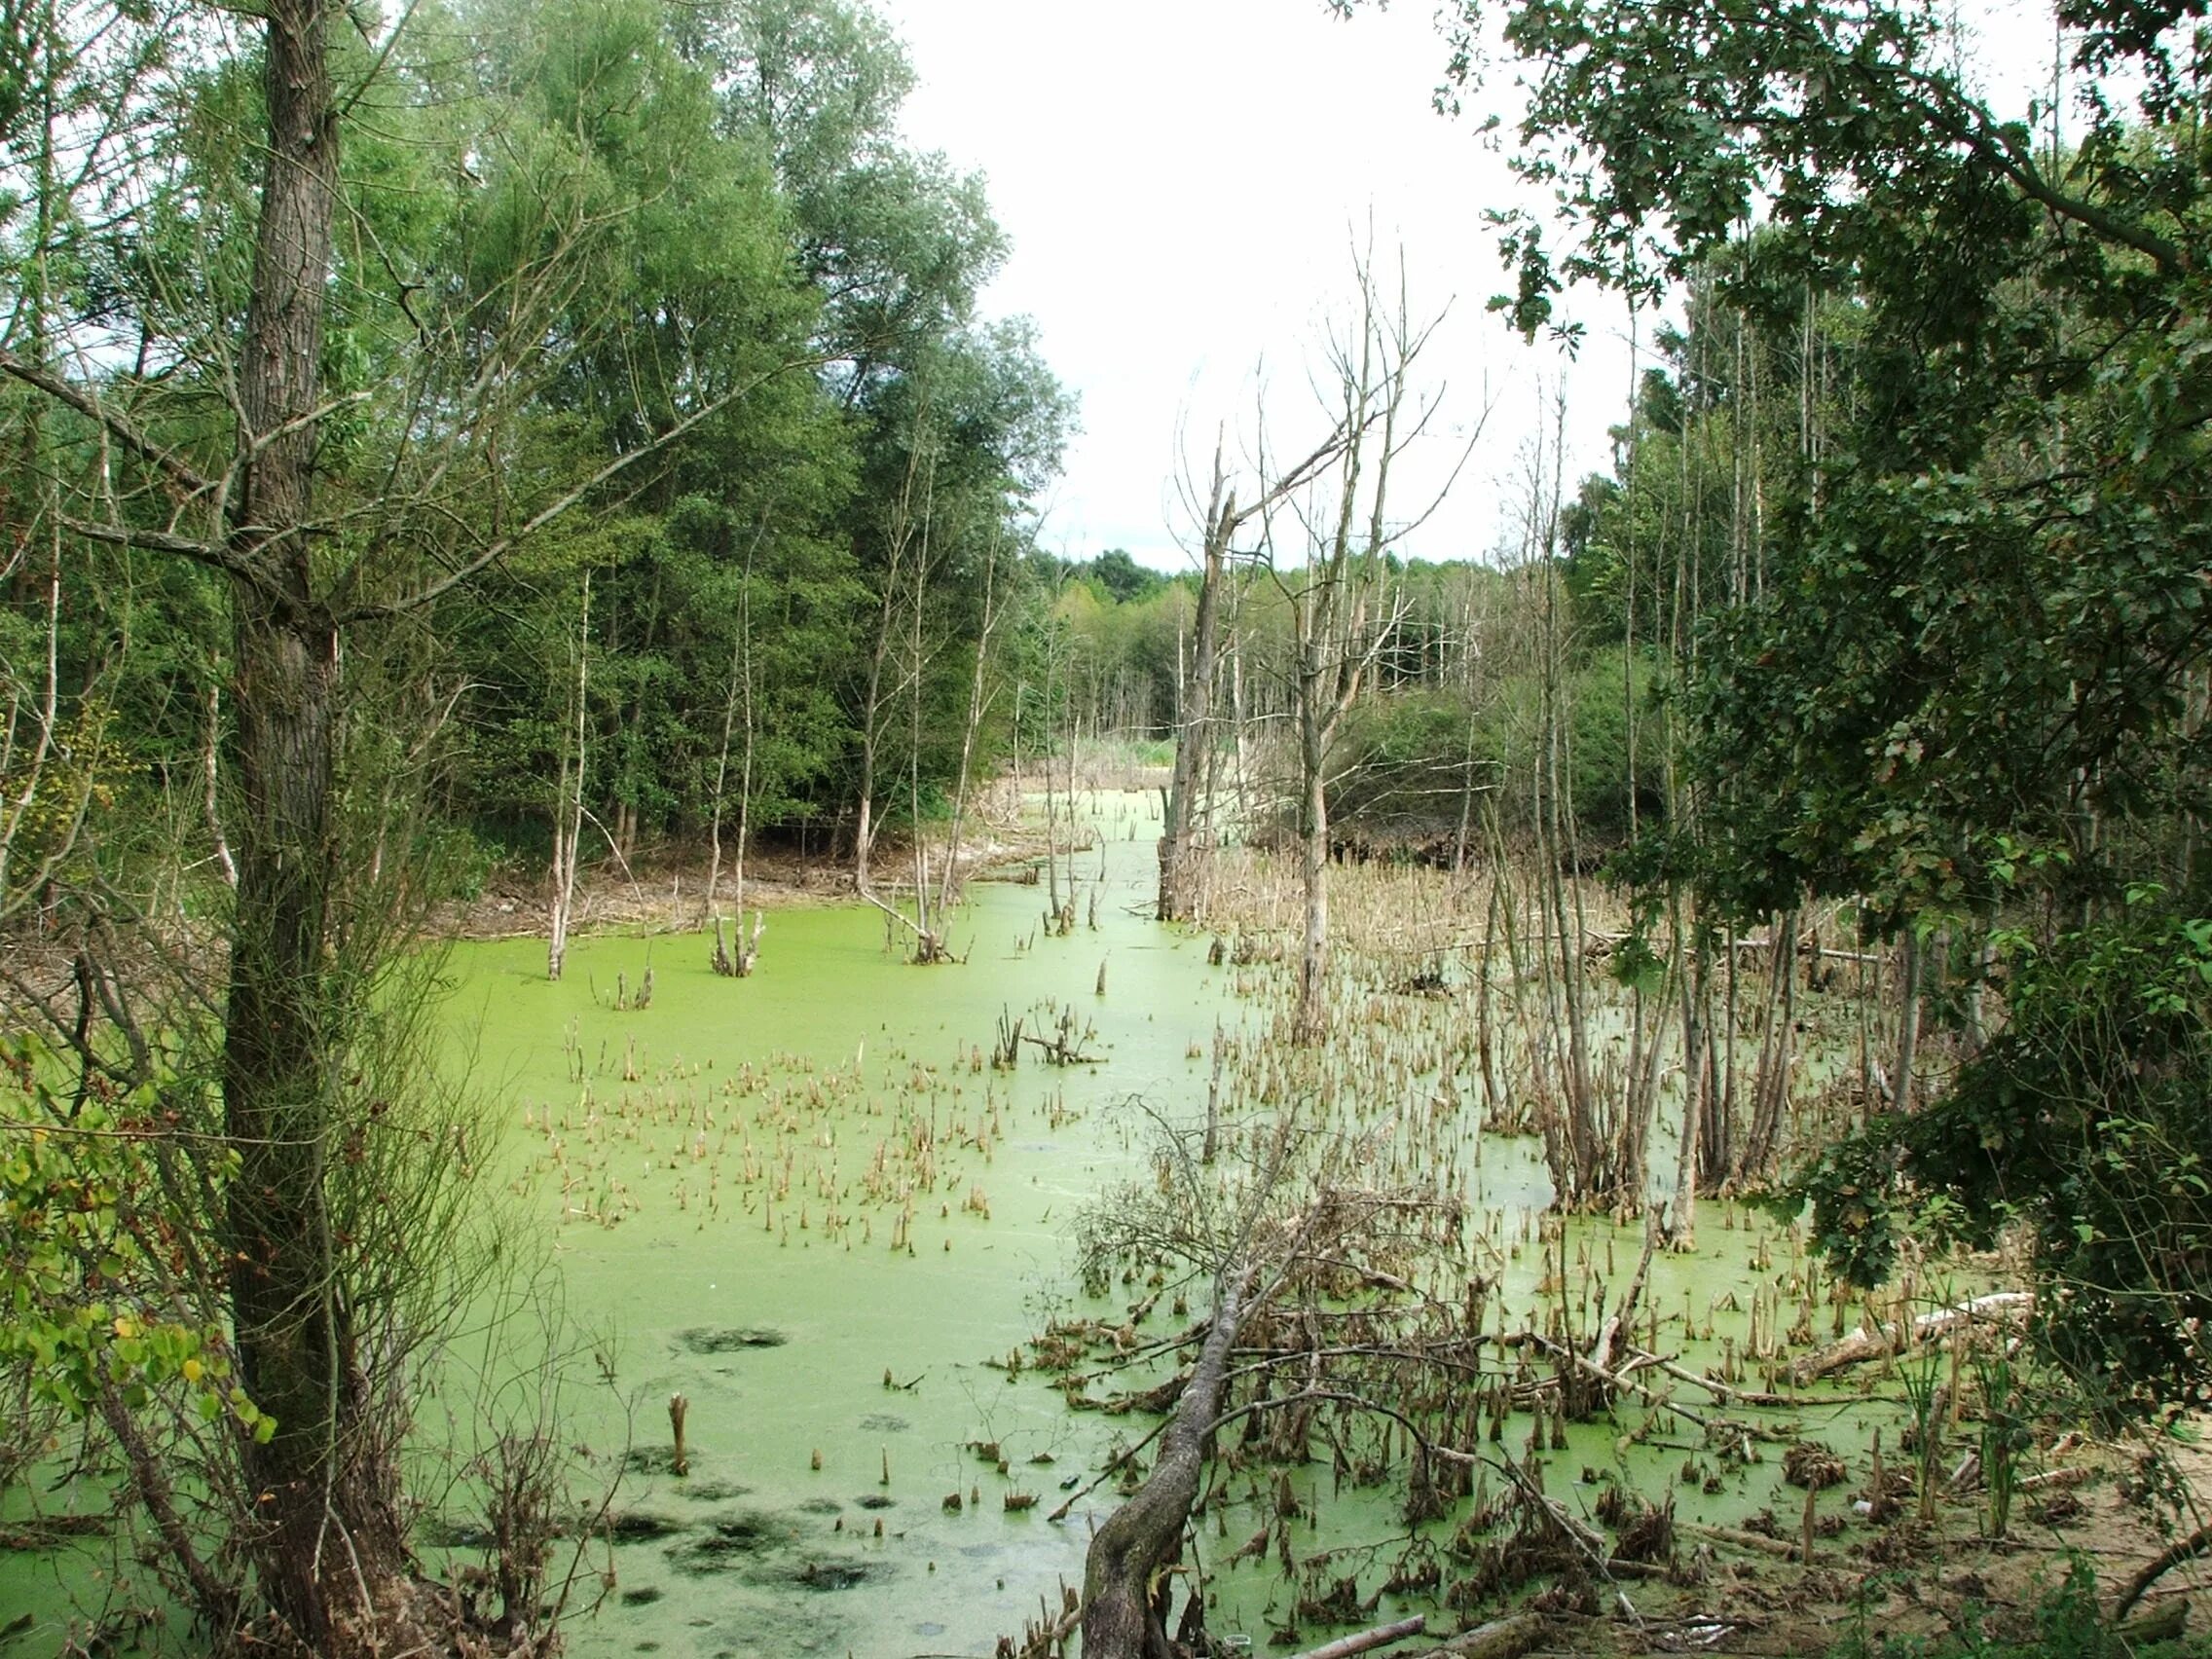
[1279,1614,1426,1659]
[1403,1611,1547,1659]
[1682,1521,1802,1562]
[1788,1293,2030,1385]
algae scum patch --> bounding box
[674,1328,787,1354]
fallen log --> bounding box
[2115,1520,2212,1621]
[1682,1521,1801,1562]
[1404,1611,1547,1659]
[1280,1614,1426,1659]
[1080,1265,1255,1659]
[1788,1293,2030,1385]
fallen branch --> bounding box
[1682,1521,1801,1562]
[1404,1611,1547,1659]
[1520,1330,1712,1429]
[1281,1614,1426,1659]
[1081,1265,1256,1659]
[2114,1519,2212,1621]
[1788,1293,2030,1385]
[1636,1349,1799,1407]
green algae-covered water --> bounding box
[444,802,1898,1658]
[446,804,1245,1657]
[0,794,1943,1655]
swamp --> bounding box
[1,0,2209,1656]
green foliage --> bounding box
[1786,893,2212,1420]
[1412,0,2212,1420]
[1328,647,1665,849]
[1829,1556,2210,1659]
[1075,549,1167,606]
[0,1034,266,1438]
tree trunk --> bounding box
[548,573,589,981]
[854,579,893,893]
[1296,717,1329,1044]
[938,536,1000,919]
[1893,927,1922,1112]
[1666,903,1705,1245]
[221,5,408,1637]
[1082,1267,1252,1659]
[1159,462,1229,923]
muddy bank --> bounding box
[432,793,1093,944]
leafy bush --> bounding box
[1326,648,1666,850]
[1788,890,2212,1425]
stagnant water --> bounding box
[1,793,1925,1655]
[445,801,1239,1656]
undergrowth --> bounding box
[1828,1558,2206,1659]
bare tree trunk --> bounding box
[1296,715,1330,1044]
[1893,928,1922,1112]
[904,517,941,960]
[703,606,741,927]
[854,578,893,894]
[1736,908,1799,1180]
[549,573,590,981]
[704,561,762,977]
[1082,1267,1254,1659]
[1162,419,1355,923]
[1666,898,1705,1245]
[938,535,1001,920]
[1476,842,1505,1122]
[1284,264,1446,1043]
[1159,443,1231,923]
[203,684,237,890]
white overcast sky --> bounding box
[889,0,1628,572]
[887,0,2068,573]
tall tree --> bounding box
[0,0,826,1639]
[1397,0,2212,1406]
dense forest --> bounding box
[0,0,2206,1656]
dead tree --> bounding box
[1081,1263,1257,1659]
[1274,262,1475,1044]
[1158,427,1346,923]
[548,572,590,981]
